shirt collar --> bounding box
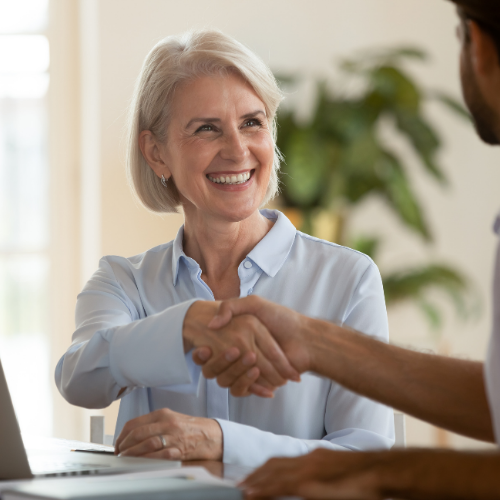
[247,209,296,277]
[171,209,297,286]
[172,224,187,286]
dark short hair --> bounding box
[449,0,500,60]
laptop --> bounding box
[0,358,180,480]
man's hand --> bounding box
[192,296,315,396]
[240,448,385,499]
[115,408,223,461]
[184,300,300,397]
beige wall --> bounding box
[51,0,500,446]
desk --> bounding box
[182,460,252,483]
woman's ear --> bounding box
[139,130,172,179]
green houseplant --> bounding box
[276,47,474,329]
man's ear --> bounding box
[138,130,172,179]
[468,20,499,77]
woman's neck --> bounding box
[182,209,274,299]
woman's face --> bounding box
[161,72,274,223]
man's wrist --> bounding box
[303,316,344,375]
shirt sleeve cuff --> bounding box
[109,298,201,389]
[216,419,310,468]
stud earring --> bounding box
[161,174,168,187]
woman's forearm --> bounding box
[305,317,495,442]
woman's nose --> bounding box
[220,130,248,162]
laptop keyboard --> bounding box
[30,459,110,477]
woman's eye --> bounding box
[196,124,215,132]
[244,118,262,128]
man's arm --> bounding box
[240,448,500,500]
[195,296,494,443]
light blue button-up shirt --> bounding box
[56,210,394,467]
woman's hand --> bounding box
[115,408,223,461]
[184,300,300,397]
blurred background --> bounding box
[1,0,499,450]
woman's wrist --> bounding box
[206,419,224,461]
[182,300,220,353]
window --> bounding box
[0,0,52,436]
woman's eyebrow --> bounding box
[185,117,221,128]
[240,110,266,120]
[185,110,266,128]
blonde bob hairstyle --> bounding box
[126,29,284,213]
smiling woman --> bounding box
[55,29,395,468]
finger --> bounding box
[255,328,301,382]
[241,459,299,496]
[247,382,275,398]
[193,346,240,366]
[253,350,288,388]
[248,382,275,398]
[208,301,235,330]
[208,296,261,329]
[142,447,182,461]
[118,422,165,453]
[216,352,260,389]
[119,432,167,457]
[192,346,214,365]
[115,411,163,452]
[202,350,256,380]
[226,367,265,398]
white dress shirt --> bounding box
[485,211,500,443]
[55,209,395,467]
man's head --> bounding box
[450,0,500,144]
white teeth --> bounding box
[207,171,252,185]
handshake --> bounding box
[183,296,327,398]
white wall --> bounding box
[65,0,500,447]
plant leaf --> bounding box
[370,66,421,112]
[393,110,447,184]
[349,236,380,260]
[383,264,468,307]
[280,128,331,208]
[429,91,472,123]
[377,152,432,241]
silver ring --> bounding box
[159,434,167,450]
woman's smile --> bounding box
[206,169,254,190]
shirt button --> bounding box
[243,260,253,269]
[247,288,253,295]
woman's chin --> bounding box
[208,203,262,224]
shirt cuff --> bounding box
[216,419,310,468]
[108,298,200,388]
